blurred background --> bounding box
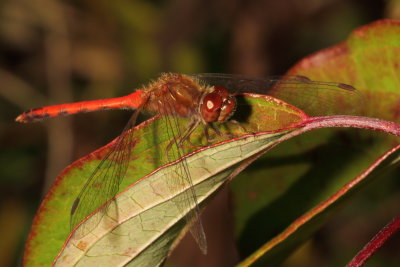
[1,0,400,266]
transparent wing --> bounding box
[191,73,362,116]
[155,89,207,254]
[70,109,141,238]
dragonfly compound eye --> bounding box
[200,85,237,123]
[218,96,236,122]
[212,86,236,123]
[200,92,223,122]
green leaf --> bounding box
[58,113,400,266]
[289,19,400,122]
[233,19,400,266]
[23,94,307,266]
[54,129,292,266]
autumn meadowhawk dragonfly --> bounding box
[16,73,358,254]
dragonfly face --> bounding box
[199,85,237,123]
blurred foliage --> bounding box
[1,0,399,266]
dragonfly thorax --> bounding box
[143,73,206,118]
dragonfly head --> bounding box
[200,86,236,123]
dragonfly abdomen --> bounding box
[15,91,144,123]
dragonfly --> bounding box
[16,73,358,254]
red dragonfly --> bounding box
[16,73,358,254]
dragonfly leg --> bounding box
[177,119,201,148]
[204,124,211,143]
[204,122,231,143]
[210,122,222,136]
[166,119,201,151]
[205,120,254,143]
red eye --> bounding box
[200,85,236,123]
[200,92,223,122]
[212,86,230,99]
[204,93,222,111]
[218,97,236,122]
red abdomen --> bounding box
[16,91,145,123]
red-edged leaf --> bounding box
[23,94,307,266]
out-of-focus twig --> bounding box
[0,69,46,109]
[33,0,74,193]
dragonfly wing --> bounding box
[191,73,361,116]
[191,73,280,94]
[70,108,141,238]
[156,91,207,254]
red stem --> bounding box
[302,116,400,136]
[346,215,400,267]
[267,115,400,151]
